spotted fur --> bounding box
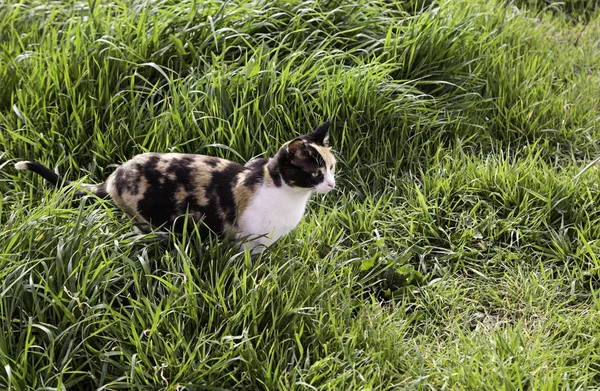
[15,121,336,252]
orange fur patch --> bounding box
[310,144,336,173]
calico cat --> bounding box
[14,121,336,253]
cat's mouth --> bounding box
[315,181,335,194]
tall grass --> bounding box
[1,0,600,389]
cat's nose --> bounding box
[327,182,335,189]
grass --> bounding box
[1,0,600,389]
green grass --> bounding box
[1,0,600,389]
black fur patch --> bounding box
[114,163,142,197]
[94,183,109,198]
[277,144,325,189]
[25,162,71,187]
[243,158,268,187]
[135,155,173,227]
[207,164,246,225]
[303,120,329,145]
[269,166,282,187]
[206,158,219,167]
[167,156,195,191]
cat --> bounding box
[14,121,336,253]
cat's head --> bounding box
[276,121,336,194]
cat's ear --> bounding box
[286,138,305,154]
[307,120,330,146]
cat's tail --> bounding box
[14,161,109,198]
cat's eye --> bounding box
[312,172,320,177]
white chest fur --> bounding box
[236,184,312,252]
